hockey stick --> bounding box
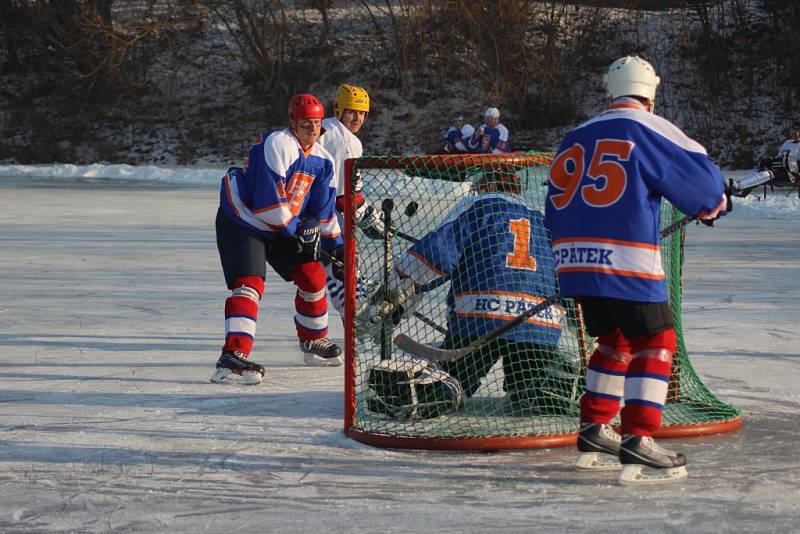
[393,294,562,362]
[380,199,395,360]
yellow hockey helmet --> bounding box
[334,84,370,120]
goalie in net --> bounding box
[359,169,581,420]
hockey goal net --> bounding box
[342,153,741,450]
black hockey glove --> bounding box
[295,217,321,262]
[356,204,387,241]
[331,245,345,281]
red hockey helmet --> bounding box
[289,93,325,121]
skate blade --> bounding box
[618,464,688,485]
[210,368,263,385]
[303,353,343,367]
[575,452,622,471]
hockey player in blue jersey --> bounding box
[212,93,346,384]
[363,170,577,418]
[466,107,510,154]
[545,56,728,484]
[441,112,475,153]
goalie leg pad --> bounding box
[366,357,463,420]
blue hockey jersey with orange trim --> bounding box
[544,100,724,302]
[219,128,342,250]
[395,193,561,347]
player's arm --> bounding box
[307,160,343,252]
[492,125,510,153]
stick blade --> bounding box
[392,333,470,362]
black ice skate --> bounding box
[618,435,688,485]
[300,337,343,367]
[210,351,265,385]
[575,423,622,471]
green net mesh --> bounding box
[343,153,741,450]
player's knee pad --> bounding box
[595,328,633,362]
[297,287,326,303]
[231,276,264,301]
[366,357,463,420]
[630,328,677,362]
[292,261,326,292]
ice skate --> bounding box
[300,337,343,367]
[210,351,265,385]
[618,435,688,485]
[575,423,622,471]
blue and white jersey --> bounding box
[443,123,475,152]
[319,117,363,197]
[220,128,342,250]
[544,99,724,302]
[395,194,562,347]
[467,123,510,154]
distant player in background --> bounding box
[761,128,800,184]
[212,93,345,384]
[318,84,388,353]
[545,56,728,484]
[467,107,510,154]
[441,112,475,153]
[364,170,576,418]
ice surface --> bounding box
[0,168,798,533]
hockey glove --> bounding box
[330,245,345,281]
[356,204,387,241]
[295,218,321,262]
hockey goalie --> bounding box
[359,170,582,420]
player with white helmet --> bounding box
[212,93,344,382]
[545,56,728,484]
[467,107,510,154]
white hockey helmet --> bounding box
[604,56,660,102]
[484,107,500,119]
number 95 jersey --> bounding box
[544,100,724,303]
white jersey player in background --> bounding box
[545,56,727,484]
[775,129,800,181]
[318,84,386,363]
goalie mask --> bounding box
[470,169,523,195]
[366,357,463,420]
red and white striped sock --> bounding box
[620,328,677,436]
[581,329,632,425]
[292,262,328,341]
[222,275,264,357]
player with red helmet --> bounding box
[212,93,345,384]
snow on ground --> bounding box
[0,167,798,533]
